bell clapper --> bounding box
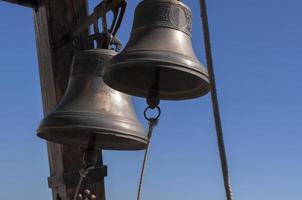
[73,134,98,200]
[146,67,161,109]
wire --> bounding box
[199,0,233,200]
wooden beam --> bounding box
[1,0,38,9]
[33,0,106,199]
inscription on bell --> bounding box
[169,5,187,28]
[134,1,193,37]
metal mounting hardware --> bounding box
[48,165,107,188]
[70,0,126,37]
[55,0,127,52]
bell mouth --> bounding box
[37,112,148,151]
[37,128,148,151]
[103,50,210,100]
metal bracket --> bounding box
[55,0,126,52]
[48,165,107,188]
[70,0,126,37]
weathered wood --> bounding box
[1,0,38,8]
[33,0,106,199]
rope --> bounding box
[73,166,95,200]
[199,0,233,200]
[136,118,158,200]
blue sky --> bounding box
[1,0,302,199]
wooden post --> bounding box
[1,0,38,8]
[33,0,106,199]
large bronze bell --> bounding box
[103,0,210,100]
[37,49,147,150]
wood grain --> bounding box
[33,0,105,199]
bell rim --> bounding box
[104,50,210,100]
[37,111,147,150]
[37,126,148,150]
[104,67,210,100]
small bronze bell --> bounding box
[103,0,210,100]
[37,49,147,150]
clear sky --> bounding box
[0,0,302,199]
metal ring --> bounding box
[144,106,161,121]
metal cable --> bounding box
[136,118,158,200]
[199,0,233,200]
